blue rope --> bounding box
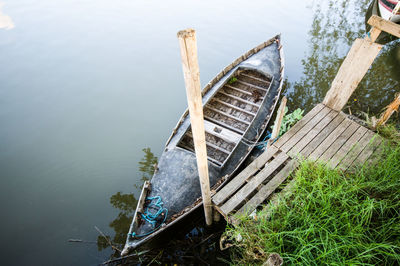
[128,196,168,239]
[256,131,279,150]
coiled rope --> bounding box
[129,196,168,239]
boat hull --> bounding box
[122,35,284,255]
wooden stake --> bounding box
[376,93,400,127]
[177,29,213,226]
[268,96,287,148]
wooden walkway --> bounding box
[212,103,383,222]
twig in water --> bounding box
[94,226,121,253]
[68,239,97,244]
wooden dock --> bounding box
[212,103,383,222]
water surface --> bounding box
[0,0,398,265]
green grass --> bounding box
[225,133,400,265]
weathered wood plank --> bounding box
[368,15,400,39]
[323,39,383,111]
[225,84,253,96]
[240,73,270,85]
[237,80,268,92]
[220,152,289,215]
[204,116,245,135]
[308,118,352,161]
[280,107,332,153]
[297,112,346,158]
[318,122,360,163]
[288,110,340,157]
[218,91,260,107]
[338,130,376,170]
[350,135,382,168]
[212,146,279,206]
[236,159,298,216]
[205,106,250,125]
[273,104,325,148]
[178,28,213,225]
[203,120,241,144]
[212,98,256,116]
[327,126,368,169]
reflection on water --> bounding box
[98,148,157,258]
[0,2,14,30]
[285,0,399,124]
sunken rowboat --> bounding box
[121,35,284,255]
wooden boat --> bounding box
[121,35,284,256]
[366,0,400,43]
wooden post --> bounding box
[177,29,213,226]
[268,96,287,148]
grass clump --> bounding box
[226,141,400,265]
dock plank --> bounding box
[339,130,375,170]
[280,107,332,153]
[328,126,368,168]
[319,122,360,163]
[236,160,298,216]
[350,134,382,168]
[273,104,325,148]
[213,146,279,206]
[288,110,341,157]
[308,118,352,161]
[220,152,289,215]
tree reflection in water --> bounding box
[285,0,399,125]
[97,148,157,258]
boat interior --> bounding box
[177,69,273,167]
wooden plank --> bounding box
[220,152,289,215]
[338,130,376,170]
[273,104,325,148]
[236,159,298,216]
[218,91,260,107]
[225,84,253,96]
[177,28,213,225]
[327,126,368,169]
[297,113,346,158]
[308,118,352,161]
[323,39,383,111]
[212,146,279,206]
[204,116,245,135]
[203,120,241,144]
[280,107,332,153]
[367,15,400,39]
[212,98,256,116]
[288,109,340,157]
[205,106,250,125]
[318,121,360,163]
[350,135,382,168]
[240,73,270,85]
[186,132,231,154]
[237,80,268,92]
[179,143,223,166]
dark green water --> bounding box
[0,0,398,265]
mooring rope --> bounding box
[129,196,168,239]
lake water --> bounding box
[0,0,398,265]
